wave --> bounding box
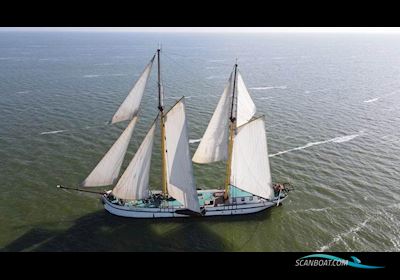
[83,73,127,78]
[164,96,192,100]
[40,130,68,135]
[189,138,202,144]
[269,133,361,157]
[250,86,287,90]
[364,98,379,103]
[208,59,225,63]
[304,89,329,94]
[16,90,31,94]
[257,97,274,100]
[364,89,400,103]
[206,75,225,80]
[0,57,18,60]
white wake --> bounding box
[269,133,361,157]
[317,218,371,252]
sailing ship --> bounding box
[58,48,290,218]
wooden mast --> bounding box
[224,63,238,200]
[157,48,168,196]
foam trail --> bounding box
[40,130,68,135]
[189,138,202,144]
[331,134,359,143]
[269,133,361,157]
[317,218,371,252]
[83,74,101,78]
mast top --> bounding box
[157,47,163,112]
[229,62,238,123]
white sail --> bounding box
[236,72,256,127]
[192,72,233,163]
[230,117,274,200]
[164,99,200,213]
[112,122,156,200]
[111,56,155,124]
[81,117,138,187]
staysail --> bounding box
[81,117,138,187]
[164,99,200,213]
[112,121,156,200]
[111,55,155,124]
[236,72,256,126]
[192,72,233,164]
[230,117,274,200]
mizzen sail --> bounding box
[111,56,155,124]
[164,99,200,213]
[112,121,156,200]
[81,117,138,187]
[230,117,274,200]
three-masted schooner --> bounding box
[59,48,290,218]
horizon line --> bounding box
[2,27,400,34]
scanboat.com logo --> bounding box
[295,254,384,269]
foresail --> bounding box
[112,122,156,200]
[236,72,256,127]
[81,117,138,187]
[192,72,233,164]
[230,117,274,200]
[164,99,200,213]
[111,56,155,124]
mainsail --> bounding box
[230,117,274,200]
[81,117,138,187]
[111,55,155,124]
[164,99,200,213]
[112,121,156,200]
[192,69,256,164]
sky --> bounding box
[1,27,400,33]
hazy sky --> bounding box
[2,27,400,33]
